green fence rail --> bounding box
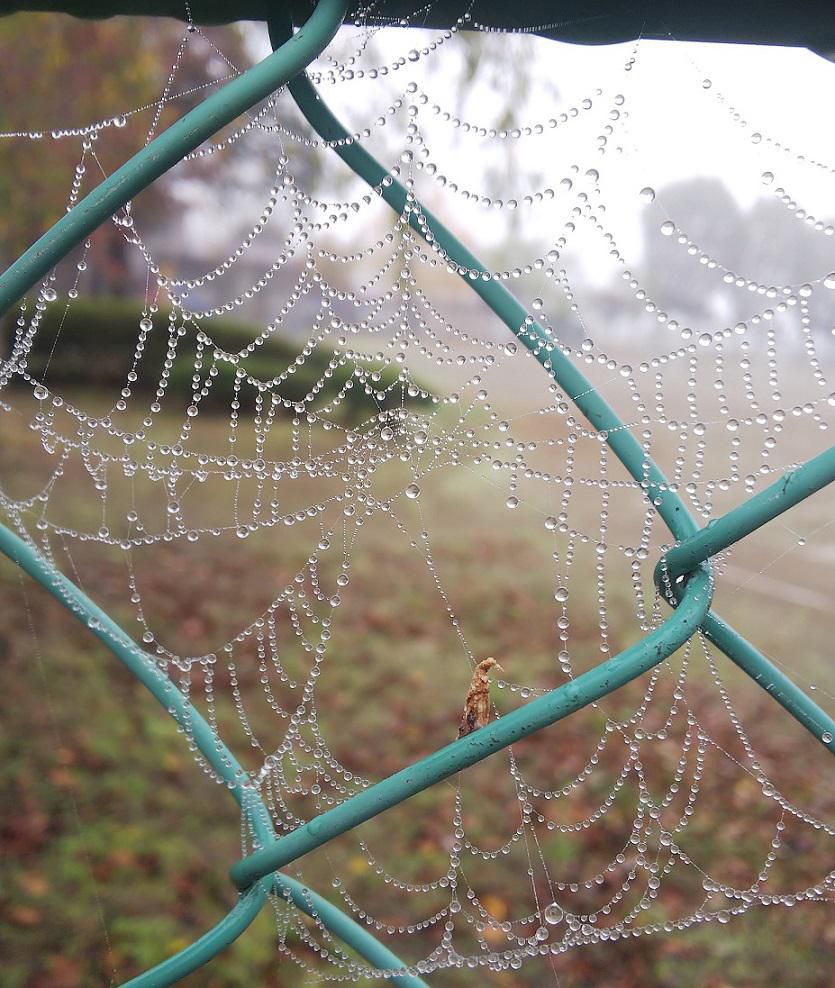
[1,2,833,983]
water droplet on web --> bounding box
[824,272,835,290]
[187,405,198,417]
[555,587,569,602]
[33,385,48,401]
[761,171,774,185]
[505,495,519,509]
[42,287,57,302]
[112,115,127,128]
[544,902,564,925]
[823,731,833,744]
[639,186,655,202]
[532,298,544,311]
[504,341,517,356]
[405,483,421,499]
[544,516,557,530]
[702,78,712,90]
[660,221,676,237]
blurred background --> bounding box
[1,8,834,987]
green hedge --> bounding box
[4,298,432,422]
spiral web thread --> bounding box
[1,3,835,984]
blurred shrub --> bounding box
[5,298,431,422]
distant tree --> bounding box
[642,177,746,322]
[0,13,252,289]
[642,177,835,333]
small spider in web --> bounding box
[457,657,503,738]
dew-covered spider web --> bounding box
[1,6,835,985]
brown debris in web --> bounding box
[457,657,503,738]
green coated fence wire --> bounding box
[1,1,834,983]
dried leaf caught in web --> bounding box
[458,657,502,738]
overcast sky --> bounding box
[247,25,835,279]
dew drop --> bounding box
[544,902,564,925]
[823,731,833,744]
[405,483,421,499]
[532,298,544,311]
[639,186,655,202]
[33,384,48,401]
[505,495,519,509]
[823,272,835,290]
[660,221,676,237]
[42,287,57,302]
[761,171,774,185]
[544,516,557,531]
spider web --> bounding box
[1,7,834,984]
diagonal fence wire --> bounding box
[0,2,833,983]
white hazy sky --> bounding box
[248,24,835,278]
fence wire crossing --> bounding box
[0,1,833,984]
